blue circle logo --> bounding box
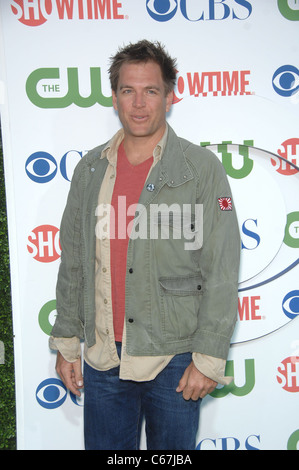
[146,0,178,21]
[36,378,67,409]
[282,290,299,320]
[25,152,57,183]
[272,65,299,97]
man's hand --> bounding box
[55,351,84,397]
[176,361,217,401]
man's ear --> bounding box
[166,90,174,112]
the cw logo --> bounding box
[26,67,112,108]
[210,359,255,398]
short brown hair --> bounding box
[108,40,177,95]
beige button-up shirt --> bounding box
[50,126,233,386]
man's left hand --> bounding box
[176,361,217,400]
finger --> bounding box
[183,381,210,400]
[56,354,82,397]
[176,363,192,393]
[68,372,82,397]
[68,368,83,397]
[186,387,205,401]
[176,371,188,393]
[182,387,193,400]
[62,368,80,396]
[72,359,84,388]
[197,381,217,399]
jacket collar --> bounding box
[100,127,167,167]
[160,125,194,187]
[100,123,194,187]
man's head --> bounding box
[108,40,177,96]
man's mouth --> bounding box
[132,115,148,121]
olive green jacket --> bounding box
[51,126,240,360]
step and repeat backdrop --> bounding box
[0,0,299,450]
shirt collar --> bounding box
[100,124,169,166]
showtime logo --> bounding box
[173,69,252,102]
[27,225,61,262]
[238,295,262,322]
[10,0,125,26]
[277,357,299,393]
[271,138,299,176]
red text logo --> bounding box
[271,138,299,175]
[277,357,299,393]
[11,0,124,26]
[173,70,252,103]
[27,225,61,262]
[238,295,262,321]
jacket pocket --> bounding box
[159,274,203,340]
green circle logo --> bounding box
[38,300,56,336]
[284,212,299,248]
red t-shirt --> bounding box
[110,142,153,341]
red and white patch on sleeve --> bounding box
[218,197,232,211]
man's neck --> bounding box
[122,126,165,166]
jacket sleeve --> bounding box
[51,162,85,340]
[191,149,240,360]
[192,352,233,385]
[49,336,81,362]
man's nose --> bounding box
[133,92,145,108]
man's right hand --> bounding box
[55,351,84,397]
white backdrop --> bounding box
[1,0,299,450]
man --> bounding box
[50,40,240,450]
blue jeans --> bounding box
[84,344,201,450]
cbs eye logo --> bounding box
[25,152,57,183]
[146,0,178,21]
[36,378,83,409]
[36,379,67,409]
[272,65,299,97]
[25,150,85,183]
[282,290,299,320]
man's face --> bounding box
[112,61,173,142]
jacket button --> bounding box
[197,285,201,291]
[128,318,134,323]
[129,268,133,273]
